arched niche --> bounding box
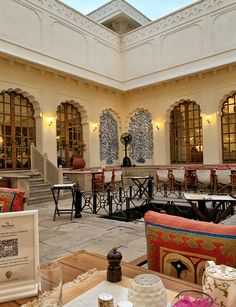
[126,108,153,164]
[99,109,121,165]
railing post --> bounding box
[43,153,48,183]
[30,143,34,172]
[148,176,153,201]
[58,165,63,184]
[129,185,132,199]
[107,189,113,217]
[74,184,82,218]
[93,191,97,214]
[126,197,131,222]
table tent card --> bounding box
[0,210,39,303]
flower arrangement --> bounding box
[172,291,215,307]
[74,141,86,155]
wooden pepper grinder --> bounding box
[107,247,122,282]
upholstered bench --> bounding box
[0,187,25,212]
[144,211,236,285]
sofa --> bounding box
[144,211,236,285]
[0,187,25,212]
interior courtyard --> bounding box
[1,0,236,305]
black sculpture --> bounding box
[120,132,132,167]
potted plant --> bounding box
[72,141,86,169]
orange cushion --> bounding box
[144,211,236,285]
[0,188,25,212]
[0,191,16,212]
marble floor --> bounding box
[27,198,147,265]
[27,196,236,265]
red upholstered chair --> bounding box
[93,169,113,191]
[144,211,236,285]
[0,191,16,212]
[0,188,25,212]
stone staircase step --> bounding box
[28,173,74,205]
[29,183,51,189]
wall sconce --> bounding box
[206,116,211,124]
[156,122,160,130]
[47,117,53,126]
[92,123,98,131]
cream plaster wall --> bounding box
[123,67,236,165]
[0,57,236,167]
[0,0,121,89]
[0,0,236,167]
[0,0,236,91]
[0,57,124,167]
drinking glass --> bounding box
[171,290,214,307]
[39,262,62,307]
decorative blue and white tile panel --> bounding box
[99,111,119,165]
[128,110,153,164]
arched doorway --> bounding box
[170,100,203,164]
[56,102,83,167]
[0,91,36,169]
[221,92,236,163]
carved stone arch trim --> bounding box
[0,87,41,117]
[219,90,236,114]
[63,99,88,124]
[166,99,201,124]
[125,107,152,130]
[100,108,122,130]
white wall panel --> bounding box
[0,0,41,50]
[161,25,202,67]
[51,22,87,67]
[213,8,236,51]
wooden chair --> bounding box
[195,169,211,192]
[170,168,186,191]
[156,169,169,186]
[215,169,231,194]
[112,169,123,190]
[93,169,113,191]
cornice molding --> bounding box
[121,0,224,47]
[88,0,151,26]
[26,0,120,46]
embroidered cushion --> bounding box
[0,191,16,212]
[0,188,25,211]
[144,211,236,285]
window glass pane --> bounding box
[170,101,202,164]
[222,95,236,162]
[56,103,82,167]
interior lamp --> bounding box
[206,116,211,124]
[156,122,160,130]
[92,123,98,131]
[47,117,53,126]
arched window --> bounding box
[56,103,83,167]
[170,100,203,164]
[221,93,236,163]
[0,91,36,169]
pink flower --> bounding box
[173,293,214,307]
